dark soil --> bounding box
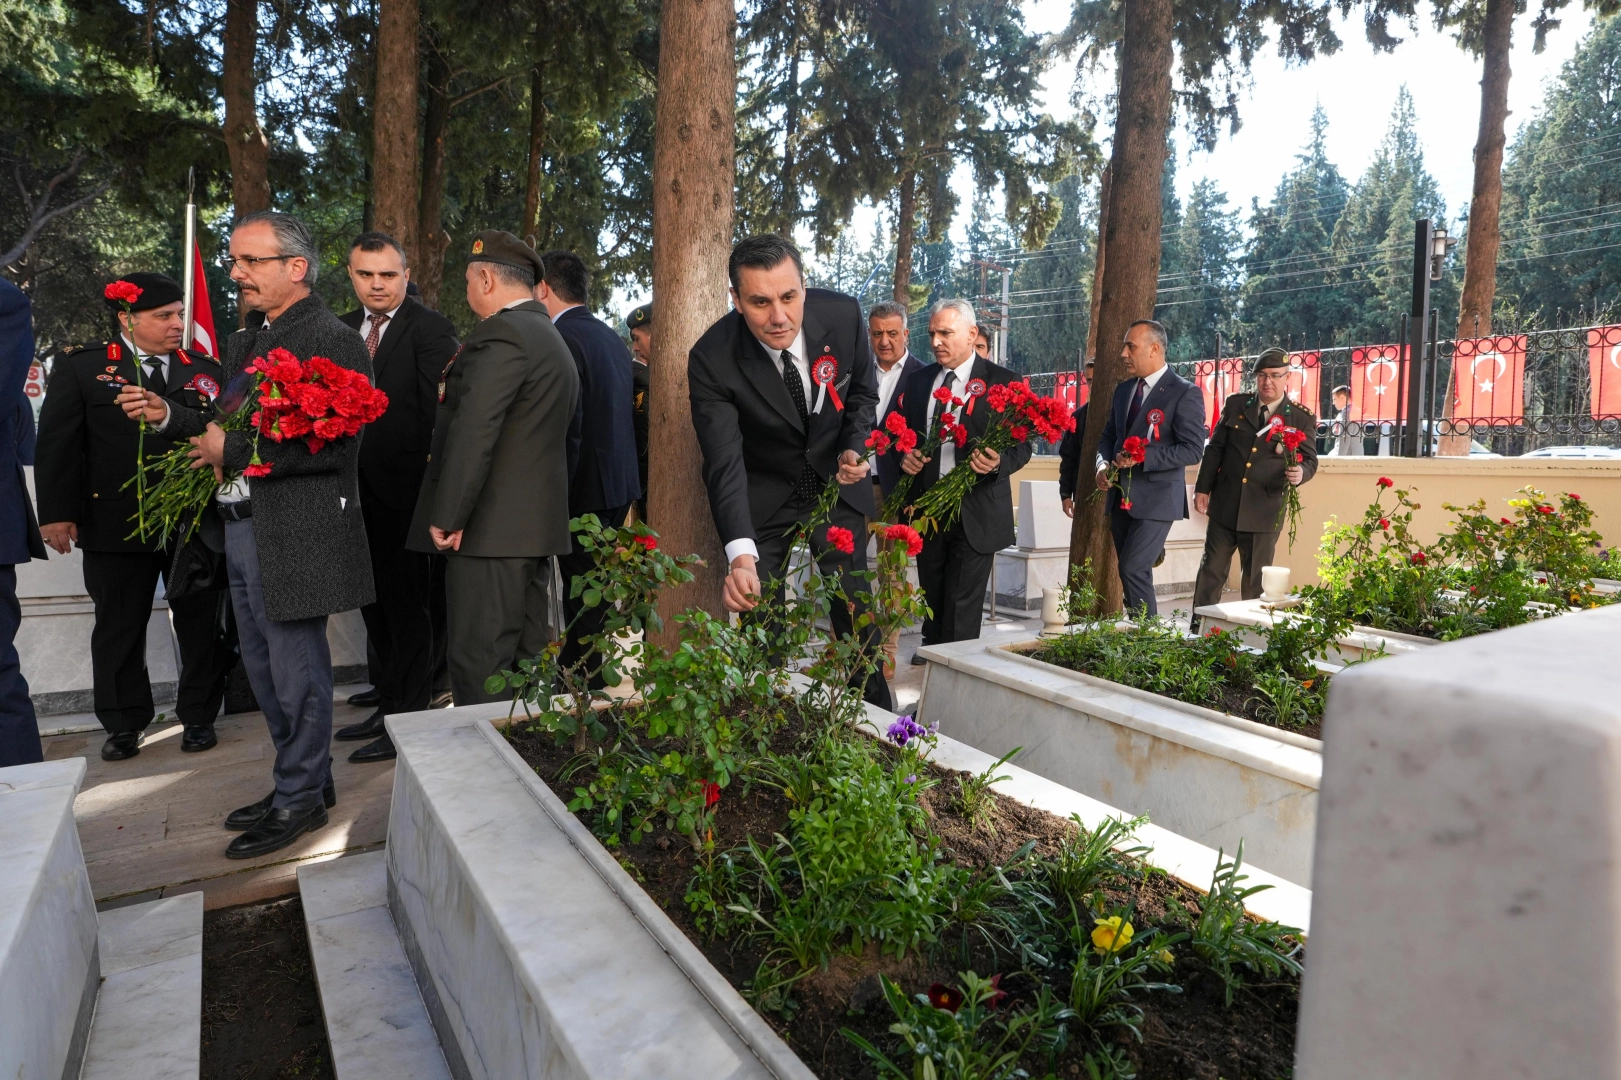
[504,717,1300,1080]
[201,897,334,1080]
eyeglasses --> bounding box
[220,255,294,271]
[1256,371,1290,380]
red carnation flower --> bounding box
[1122,435,1147,464]
[952,426,968,447]
[927,983,964,1013]
[1410,551,1428,565]
[1120,499,1133,510]
[1500,516,1512,525]
[826,525,855,555]
[895,429,918,454]
[1010,424,1030,441]
[1377,477,1394,488]
[885,411,910,436]
[1379,518,1390,530]
[244,462,273,478]
[701,781,721,809]
[932,386,953,404]
[104,280,142,305]
[865,430,892,453]
[883,523,924,557]
[634,534,658,551]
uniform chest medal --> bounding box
[964,377,987,415]
[811,352,842,413]
[1146,408,1165,441]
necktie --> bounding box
[780,350,820,502]
[144,357,165,395]
[938,370,960,476]
[1125,377,1146,431]
[364,312,390,359]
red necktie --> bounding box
[1125,378,1146,430]
[364,313,390,358]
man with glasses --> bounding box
[1190,347,1319,622]
[119,211,375,859]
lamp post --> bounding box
[1400,220,1453,457]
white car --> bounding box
[1520,445,1621,459]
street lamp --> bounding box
[1430,227,1455,281]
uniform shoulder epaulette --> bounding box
[59,342,104,358]
[178,347,217,366]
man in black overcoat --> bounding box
[894,299,1034,654]
[331,232,459,762]
[0,278,46,767]
[626,303,652,518]
[35,272,234,761]
[687,235,891,709]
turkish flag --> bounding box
[189,241,218,357]
[1285,351,1321,418]
[1450,335,1525,422]
[1194,357,1243,435]
[1349,345,1407,423]
[1054,371,1088,412]
[1588,325,1621,419]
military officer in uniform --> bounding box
[626,303,651,518]
[1190,347,1320,622]
[34,272,235,760]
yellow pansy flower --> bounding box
[1091,916,1134,954]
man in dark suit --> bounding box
[409,232,579,706]
[867,300,926,497]
[895,299,1033,654]
[1191,347,1319,619]
[1092,319,1206,615]
[331,232,459,763]
[688,234,890,709]
[626,303,652,518]
[536,251,640,681]
[1058,359,1094,518]
[36,272,235,761]
[126,211,376,858]
[0,278,46,767]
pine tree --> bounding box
[1158,177,1241,361]
[1003,174,1097,374]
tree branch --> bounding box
[1,178,111,270]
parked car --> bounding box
[1520,445,1621,459]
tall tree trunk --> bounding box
[778,35,801,234]
[523,58,547,242]
[373,0,420,259]
[1068,0,1174,615]
[1442,0,1514,456]
[648,0,735,633]
[222,0,270,218]
[1084,161,1112,364]
[892,167,917,306]
[416,45,450,308]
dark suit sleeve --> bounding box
[1057,404,1085,499]
[33,360,84,526]
[416,313,459,472]
[1144,381,1206,474]
[840,303,878,458]
[688,341,755,546]
[558,329,588,488]
[1194,399,1229,495]
[1096,387,1118,474]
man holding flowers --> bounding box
[118,211,375,859]
[1191,346,1318,620]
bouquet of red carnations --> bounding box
[1101,435,1149,510]
[1267,416,1310,547]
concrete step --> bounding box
[81,892,204,1080]
[298,852,450,1080]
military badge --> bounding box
[472,239,484,255]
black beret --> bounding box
[467,230,543,278]
[626,304,652,330]
[103,272,183,313]
[1254,347,1290,372]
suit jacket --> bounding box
[688,288,878,546]
[1097,368,1206,522]
[164,294,375,621]
[339,297,459,513]
[894,356,1033,555]
[632,359,649,506]
[1056,403,1089,500]
[1195,393,1319,533]
[409,299,579,558]
[874,351,927,495]
[35,338,225,553]
[0,280,44,566]
[554,306,640,515]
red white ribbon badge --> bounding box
[1146,408,1165,441]
[812,354,842,412]
[190,375,220,400]
[965,377,988,415]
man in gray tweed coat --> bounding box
[124,211,375,858]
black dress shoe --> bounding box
[180,725,217,753]
[101,732,141,761]
[347,687,380,707]
[334,707,386,742]
[348,734,396,763]
[428,689,453,709]
[224,778,336,831]
[225,804,329,859]
[910,653,929,666]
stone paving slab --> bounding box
[80,892,204,1080]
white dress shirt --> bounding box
[358,302,403,346]
[725,329,813,565]
[927,361,972,476]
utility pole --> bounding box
[971,258,1012,364]
[1400,219,1451,457]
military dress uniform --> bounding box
[33,277,236,759]
[1190,382,1319,615]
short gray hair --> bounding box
[929,297,977,327]
[868,300,908,327]
[1128,318,1167,351]
[234,210,320,285]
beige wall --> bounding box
[1270,457,1621,585]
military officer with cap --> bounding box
[1190,347,1319,622]
[625,303,650,517]
[409,231,579,704]
[34,272,235,760]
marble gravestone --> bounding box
[1296,604,1621,1078]
[1016,480,1070,551]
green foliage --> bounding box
[1044,815,1150,904]
[952,748,1019,834]
[1171,843,1302,1007]
[1064,904,1183,1038]
[1158,175,1243,363]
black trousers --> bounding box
[753,494,893,711]
[916,520,996,647]
[444,554,553,706]
[1191,518,1279,614]
[558,503,632,686]
[0,565,41,767]
[1108,509,1174,617]
[429,553,449,697]
[81,548,234,734]
[359,477,433,715]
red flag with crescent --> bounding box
[1349,345,1407,423]
[1194,357,1243,435]
[1588,326,1621,419]
[1285,351,1321,416]
[1054,371,1088,412]
[1450,335,1525,423]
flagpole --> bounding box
[181,166,197,351]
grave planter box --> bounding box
[1195,598,1436,664]
[382,696,1311,1080]
[915,635,1322,888]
